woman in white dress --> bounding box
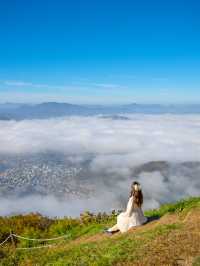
[106,181,147,233]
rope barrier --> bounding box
[0,232,70,250]
[0,235,11,247]
[0,229,199,250]
[12,233,69,242]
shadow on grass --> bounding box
[146,215,160,223]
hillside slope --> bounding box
[0,197,200,266]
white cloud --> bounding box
[5,81,33,87]
[4,80,122,90]
[0,115,199,161]
[91,83,121,89]
[3,80,75,91]
[0,194,119,217]
[0,114,200,216]
[4,80,50,88]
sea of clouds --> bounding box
[0,114,200,217]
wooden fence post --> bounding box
[10,230,16,250]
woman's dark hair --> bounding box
[130,181,143,207]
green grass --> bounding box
[144,196,200,218]
[2,223,181,266]
[0,197,200,266]
[0,211,116,249]
[193,257,200,266]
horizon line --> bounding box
[1,101,200,106]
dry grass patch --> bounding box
[119,209,200,266]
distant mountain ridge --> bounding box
[1,102,200,120]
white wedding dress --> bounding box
[109,196,147,233]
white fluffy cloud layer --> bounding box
[1,115,200,161]
[0,114,200,216]
[0,194,119,217]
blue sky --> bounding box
[0,0,200,104]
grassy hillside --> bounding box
[0,197,200,266]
